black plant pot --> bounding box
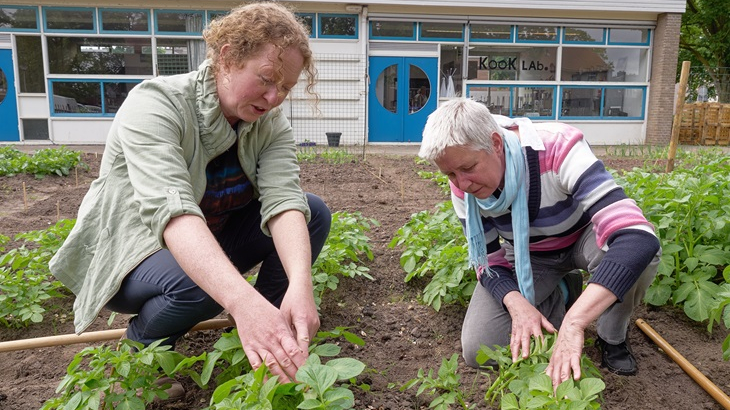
[326,132,341,147]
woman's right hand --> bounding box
[229,296,308,383]
[503,291,556,362]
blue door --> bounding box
[368,56,437,143]
[0,49,20,141]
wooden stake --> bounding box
[56,201,60,221]
[22,182,27,212]
[75,166,78,187]
[0,318,233,353]
[667,61,691,173]
[636,318,730,409]
[400,176,404,200]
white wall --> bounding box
[563,121,646,145]
[51,119,112,144]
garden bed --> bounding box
[0,149,728,409]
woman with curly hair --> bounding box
[50,2,330,398]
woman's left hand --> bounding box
[279,279,320,354]
[545,322,584,388]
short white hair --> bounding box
[418,98,503,161]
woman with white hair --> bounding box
[419,98,660,387]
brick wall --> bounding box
[646,13,682,145]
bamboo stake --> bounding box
[636,318,730,409]
[667,61,691,173]
[22,182,27,211]
[0,318,233,353]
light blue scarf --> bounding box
[464,129,535,305]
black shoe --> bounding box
[596,336,637,375]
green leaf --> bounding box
[501,393,520,410]
[325,358,365,380]
[528,373,553,394]
[578,378,606,399]
[526,395,553,409]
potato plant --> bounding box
[0,220,73,327]
[311,211,378,308]
[612,149,730,358]
[0,146,87,178]
[403,334,604,410]
[389,201,474,311]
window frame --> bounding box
[48,78,143,117]
[558,85,646,120]
[607,28,651,46]
[468,23,514,43]
[466,84,557,119]
[418,21,464,42]
[562,27,606,45]
[153,9,205,36]
[43,6,97,34]
[369,20,416,41]
[317,13,358,39]
[98,8,151,35]
[295,13,316,38]
[515,25,560,44]
[0,6,40,32]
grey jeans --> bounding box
[461,225,660,368]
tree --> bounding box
[679,0,730,102]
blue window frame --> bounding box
[559,85,646,120]
[419,22,464,42]
[0,6,39,32]
[207,10,229,26]
[296,13,315,38]
[318,14,357,38]
[49,79,142,117]
[469,23,513,43]
[608,28,651,45]
[562,27,605,44]
[43,7,96,33]
[516,25,559,43]
[466,84,556,119]
[154,10,205,35]
[370,21,416,40]
[99,9,150,34]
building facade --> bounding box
[0,0,685,146]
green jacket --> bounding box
[49,60,310,334]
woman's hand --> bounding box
[545,322,584,388]
[228,297,308,383]
[503,291,557,362]
[280,278,320,355]
[544,284,618,388]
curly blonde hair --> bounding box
[203,2,317,97]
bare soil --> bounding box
[0,150,728,410]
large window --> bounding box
[468,45,557,81]
[47,37,153,75]
[561,48,648,82]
